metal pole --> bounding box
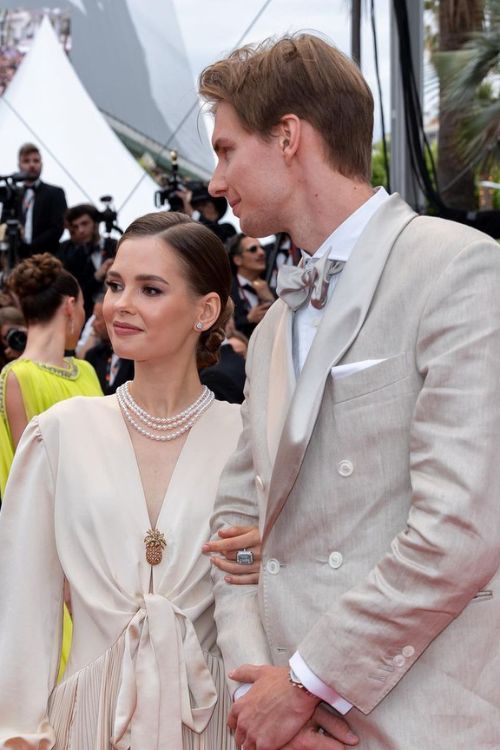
[351,0,362,65]
[390,0,424,208]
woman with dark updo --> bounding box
[0,213,259,749]
[0,253,102,495]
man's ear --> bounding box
[273,115,301,160]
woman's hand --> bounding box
[202,525,261,585]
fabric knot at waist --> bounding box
[112,592,217,750]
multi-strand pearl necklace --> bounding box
[116,382,214,441]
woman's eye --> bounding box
[106,280,121,292]
[143,286,161,296]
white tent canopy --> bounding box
[1,0,214,178]
[0,16,159,231]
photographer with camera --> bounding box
[154,151,236,243]
[0,143,67,259]
[58,203,117,319]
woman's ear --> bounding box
[196,292,222,331]
[63,296,76,318]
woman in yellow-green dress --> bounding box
[0,253,102,676]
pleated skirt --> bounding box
[48,637,235,750]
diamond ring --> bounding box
[236,548,254,565]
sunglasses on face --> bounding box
[242,244,262,254]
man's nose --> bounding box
[208,165,226,197]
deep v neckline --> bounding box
[112,394,201,531]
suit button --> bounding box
[266,559,280,575]
[402,645,415,658]
[328,551,343,569]
[393,654,405,668]
[255,475,264,492]
[337,459,353,477]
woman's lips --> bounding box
[113,322,142,335]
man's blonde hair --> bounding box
[199,33,374,181]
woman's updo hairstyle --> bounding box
[117,211,233,368]
[8,253,80,324]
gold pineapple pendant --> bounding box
[144,529,167,566]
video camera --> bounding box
[154,150,187,212]
[0,171,27,270]
[96,195,121,235]
[0,171,26,213]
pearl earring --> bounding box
[195,322,203,331]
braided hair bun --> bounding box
[10,253,63,299]
[197,298,234,369]
[8,253,80,324]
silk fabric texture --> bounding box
[0,395,241,749]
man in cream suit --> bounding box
[199,34,500,750]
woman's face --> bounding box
[103,236,206,364]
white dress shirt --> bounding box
[236,273,259,309]
[293,187,389,374]
[22,179,41,244]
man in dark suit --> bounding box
[200,341,246,403]
[16,143,67,256]
[84,296,133,394]
[228,233,274,339]
[58,204,117,319]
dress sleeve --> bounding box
[0,417,64,749]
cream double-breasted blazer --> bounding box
[211,195,500,749]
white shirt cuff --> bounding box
[289,651,352,715]
[233,683,252,701]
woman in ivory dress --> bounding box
[0,212,260,750]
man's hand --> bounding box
[247,303,272,325]
[94,257,114,282]
[228,664,319,750]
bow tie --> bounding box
[276,253,345,311]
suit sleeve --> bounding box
[210,333,273,691]
[0,418,64,747]
[29,186,67,253]
[297,238,500,714]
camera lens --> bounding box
[5,328,27,353]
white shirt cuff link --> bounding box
[290,652,352,714]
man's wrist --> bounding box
[288,668,314,696]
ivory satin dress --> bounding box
[0,394,242,750]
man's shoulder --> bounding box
[37,180,66,198]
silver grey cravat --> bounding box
[276,253,345,311]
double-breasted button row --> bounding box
[392,645,415,668]
[337,459,353,477]
[266,559,280,575]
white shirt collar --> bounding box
[302,187,390,264]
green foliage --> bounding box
[371,140,389,188]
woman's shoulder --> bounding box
[208,398,242,430]
[37,393,115,431]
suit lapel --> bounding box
[262,194,417,541]
[266,299,295,464]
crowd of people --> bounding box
[0,142,294,402]
[0,31,499,750]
